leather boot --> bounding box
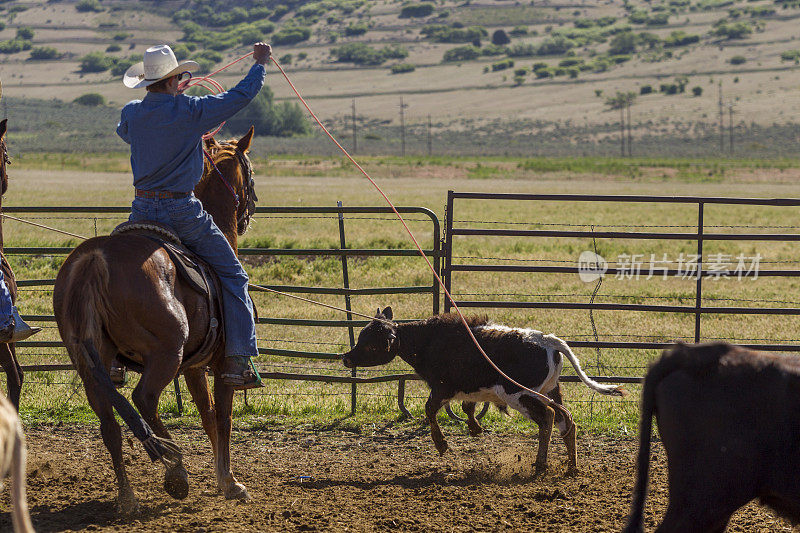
[221,356,263,390]
[9,307,41,343]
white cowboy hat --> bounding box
[123,44,199,89]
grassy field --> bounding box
[3,154,800,438]
[3,0,800,157]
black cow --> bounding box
[342,307,625,474]
[625,342,800,533]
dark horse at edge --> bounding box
[53,129,258,513]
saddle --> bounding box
[111,221,224,369]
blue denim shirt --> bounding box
[116,63,266,193]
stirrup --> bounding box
[9,307,41,343]
[221,356,263,390]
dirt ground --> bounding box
[0,422,794,532]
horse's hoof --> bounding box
[117,494,140,515]
[164,466,190,500]
[224,482,251,501]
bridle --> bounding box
[203,143,257,235]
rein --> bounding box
[202,144,257,233]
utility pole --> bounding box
[626,100,632,157]
[718,82,724,153]
[728,103,734,155]
[351,98,357,154]
[427,114,432,156]
[399,96,408,157]
[620,105,625,157]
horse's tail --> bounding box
[59,248,114,363]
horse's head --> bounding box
[0,119,9,197]
[201,127,258,236]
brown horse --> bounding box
[53,129,258,513]
[0,119,25,410]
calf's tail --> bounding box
[545,335,627,396]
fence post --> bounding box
[443,190,454,312]
[173,377,183,415]
[337,201,357,415]
[694,202,705,342]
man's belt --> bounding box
[135,189,191,199]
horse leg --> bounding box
[0,343,22,410]
[213,379,249,500]
[79,363,137,513]
[183,367,218,459]
[131,358,189,500]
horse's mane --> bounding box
[197,139,239,188]
[425,313,489,328]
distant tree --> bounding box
[609,32,637,55]
[640,84,653,95]
[605,91,636,110]
[400,3,435,18]
[692,86,703,96]
[74,93,106,106]
[729,55,746,64]
[29,46,60,60]
[225,86,309,137]
[491,29,510,45]
[75,0,102,12]
[16,27,34,40]
[79,52,114,73]
[106,44,122,53]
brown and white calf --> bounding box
[341,308,625,474]
[625,342,800,533]
[0,393,34,532]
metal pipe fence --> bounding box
[3,204,441,417]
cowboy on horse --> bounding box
[115,42,272,389]
[0,80,41,346]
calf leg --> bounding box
[425,393,449,455]
[518,394,554,476]
[462,401,483,437]
[547,384,577,475]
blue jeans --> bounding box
[0,269,12,328]
[129,194,257,357]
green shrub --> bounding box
[345,23,369,36]
[272,27,312,45]
[729,55,746,64]
[514,67,529,76]
[640,84,653,94]
[390,63,416,74]
[280,53,293,65]
[106,44,122,53]
[172,44,191,60]
[780,49,800,61]
[507,43,538,57]
[713,21,753,39]
[0,39,32,54]
[480,44,507,56]
[29,46,60,60]
[558,58,582,67]
[112,32,131,41]
[421,24,487,43]
[442,45,480,62]
[298,52,308,60]
[74,93,106,106]
[609,32,637,54]
[534,67,552,78]
[400,3,435,18]
[663,31,700,47]
[537,35,575,55]
[509,26,528,36]
[16,27,34,40]
[110,57,137,76]
[692,86,703,96]
[75,0,102,12]
[646,13,669,25]
[660,83,679,94]
[491,58,514,71]
[0,23,5,33]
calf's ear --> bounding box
[382,306,393,320]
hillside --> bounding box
[1,0,800,156]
